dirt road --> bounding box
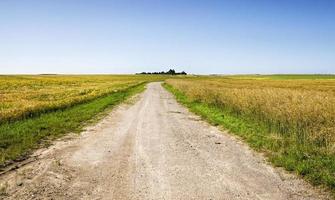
[0,82,328,199]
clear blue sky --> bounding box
[0,0,334,74]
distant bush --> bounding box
[137,69,187,75]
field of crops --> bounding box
[0,75,164,165]
[165,75,335,190]
[167,76,335,147]
[0,75,162,123]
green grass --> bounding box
[163,83,335,195]
[0,82,146,166]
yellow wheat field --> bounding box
[166,76,335,148]
[0,75,160,123]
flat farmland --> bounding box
[165,75,335,192]
[0,75,163,165]
[0,75,161,123]
[0,74,334,199]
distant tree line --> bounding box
[137,69,187,75]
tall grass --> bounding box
[166,78,335,148]
[165,76,335,192]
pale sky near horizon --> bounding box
[0,0,334,74]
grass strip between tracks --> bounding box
[0,83,146,167]
[163,82,335,196]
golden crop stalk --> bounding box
[166,78,335,148]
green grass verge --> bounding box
[163,83,335,195]
[0,83,146,166]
